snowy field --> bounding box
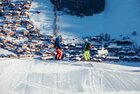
[0,58,140,94]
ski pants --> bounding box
[56,48,62,60]
[84,50,90,61]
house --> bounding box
[18,34,24,40]
[127,50,136,56]
[15,20,21,27]
[0,42,3,47]
[71,56,82,61]
[74,44,83,50]
[13,11,21,17]
[7,31,15,36]
[7,54,17,58]
[118,50,127,57]
[107,43,121,53]
[41,51,54,60]
[9,2,15,9]
[91,41,101,49]
[113,39,133,46]
[20,11,30,18]
[4,13,12,20]
[0,33,5,36]
[106,56,120,62]
[91,57,102,62]
[129,56,140,62]
[17,47,24,53]
[0,9,3,16]
[122,56,130,61]
[118,50,136,58]
[23,30,29,36]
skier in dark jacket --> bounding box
[83,39,91,61]
[54,35,62,60]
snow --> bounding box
[30,0,54,35]
[108,43,121,49]
[59,0,140,42]
[106,56,119,60]
[0,0,140,94]
[0,48,17,56]
[30,0,140,45]
[0,59,140,94]
[98,49,108,57]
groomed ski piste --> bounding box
[0,0,140,94]
[0,58,140,94]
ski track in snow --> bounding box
[0,59,140,94]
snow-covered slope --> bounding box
[30,0,140,44]
[30,0,54,35]
[0,59,140,94]
[59,0,140,41]
[0,0,140,94]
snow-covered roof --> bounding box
[108,43,121,49]
[0,48,17,56]
[106,56,120,60]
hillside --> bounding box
[30,0,140,45]
[0,0,140,94]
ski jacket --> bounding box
[54,35,62,49]
[84,42,91,51]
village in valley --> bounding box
[0,0,140,62]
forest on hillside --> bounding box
[50,0,105,16]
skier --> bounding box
[83,39,91,61]
[54,35,63,60]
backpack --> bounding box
[54,37,61,49]
[84,42,91,51]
